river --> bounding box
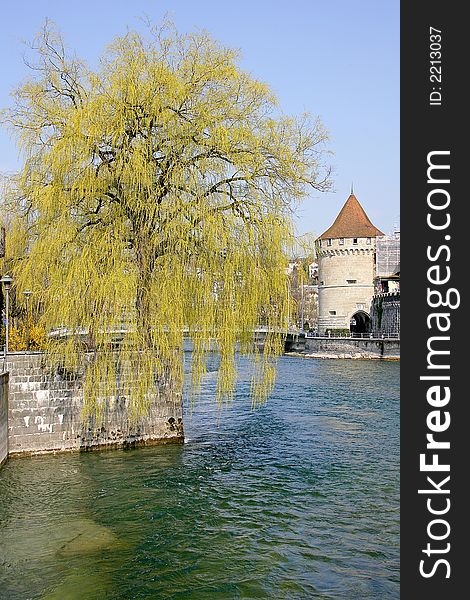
[0,356,399,599]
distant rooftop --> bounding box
[318,193,384,240]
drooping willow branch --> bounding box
[1,20,331,415]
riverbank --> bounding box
[297,336,400,360]
[286,351,400,360]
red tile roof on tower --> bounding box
[318,193,384,240]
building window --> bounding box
[366,237,371,244]
[320,281,324,286]
[327,239,332,246]
[339,238,344,245]
[353,238,358,245]
[329,310,336,315]
[347,279,357,284]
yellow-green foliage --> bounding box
[1,21,330,415]
[5,321,47,352]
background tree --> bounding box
[287,232,318,329]
[1,21,331,414]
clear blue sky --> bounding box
[0,0,399,237]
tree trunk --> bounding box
[135,228,155,349]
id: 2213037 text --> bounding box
[429,27,442,106]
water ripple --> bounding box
[0,357,399,599]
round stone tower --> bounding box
[316,192,384,335]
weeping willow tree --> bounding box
[1,21,331,415]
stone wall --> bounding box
[1,352,183,457]
[304,337,400,359]
[0,372,8,465]
[370,293,400,337]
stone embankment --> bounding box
[0,352,183,463]
[287,336,400,360]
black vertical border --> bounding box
[401,3,466,598]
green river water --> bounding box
[0,356,399,599]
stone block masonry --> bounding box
[0,372,8,465]
[304,337,400,359]
[370,293,400,338]
[0,352,183,458]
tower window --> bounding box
[339,238,344,245]
[353,238,358,245]
[347,279,357,284]
[329,310,336,315]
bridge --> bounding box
[48,325,306,353]
[252,327,306,353]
